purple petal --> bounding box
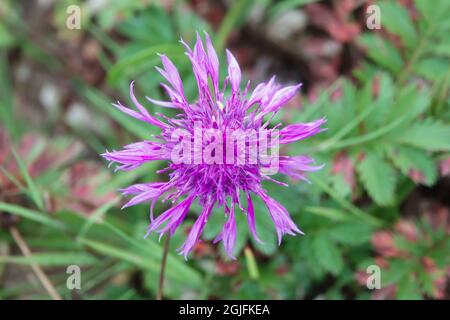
[246,193,263,244]
[279,118,327,144]
[258,190,303,245]
[255,84,301,120]
[101,141,168,171]
[158,54,185,101]
[146,195,195,237]
[204,32,219,95]
[279,155,324,181]
[215,205,237,259]
[120,182,166,208]
[177,201,214,259]
[129,81,167,128]
[226,49,241,94]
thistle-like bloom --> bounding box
[102,33,325,259]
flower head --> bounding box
[102,32,325,259]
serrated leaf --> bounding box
[414,0,450,23]
[388,146,437,186]
[386,84,430,122]
[357,153,397,206]
[379,1,417,48]
[329,222,373,246]
[397,274,423,300]
[330,174,352,199]
[359,34,403,73]
[313,235,343,275]
[414,58,450,81]
[428,42,450,57]
[367,73,394,128]
[395,119,450,151]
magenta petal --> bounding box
[279,155,324,181]
[120,182,166,208]
[204,32,219,95]
[246,193,263,244]
[255,84,301,121]
[226,49,241,94]
[217,205,237,259]
[258,190,303,245]
[158,54,185,101]
[129,81,167,128]
[177,202,213,259]
[146,195,194,237]
[101,141,168,171]
[279,118,327,144]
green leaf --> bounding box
[386,84,430,122]
[0,202,63,229]
[397,274,423,300]
[328,223,373,246]
[414,0,450,22]
[388,146,437,186]
[313,235,343,275]
[215,0,254,53]
[78,238,202,289]
[107,44,184,85]
[379,1,417,48]
[366,73,394,128]
[12,149,44,210]
[0,22,14,48]
[414,58,450,81]
[304,206,351,222]
[395,119,450,151]
[75,84,151,139]
[268,0,320,19]
[357,153,397,206]
[428,42,450,57]
[0,252,98,266]
[359,34,403,73]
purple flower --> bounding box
[102,32,325,259]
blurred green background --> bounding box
[0,0,449,300]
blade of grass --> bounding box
[0,252,98,266]
[0,166,27,193]
[0,202,64,229]
[78,237,201,289]
[77,197,120,239]
[12,148,44,210]
[215,0,253,54]
[9,227,62,300]
[0,51,17,138]
[74,83,151,140]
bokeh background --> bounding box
[0,0,449,300]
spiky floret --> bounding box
[102,32,325,259]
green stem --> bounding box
[397,21,436,84]
[157,235,170,300]
[318,115,408,152]
[309,175,383,226]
